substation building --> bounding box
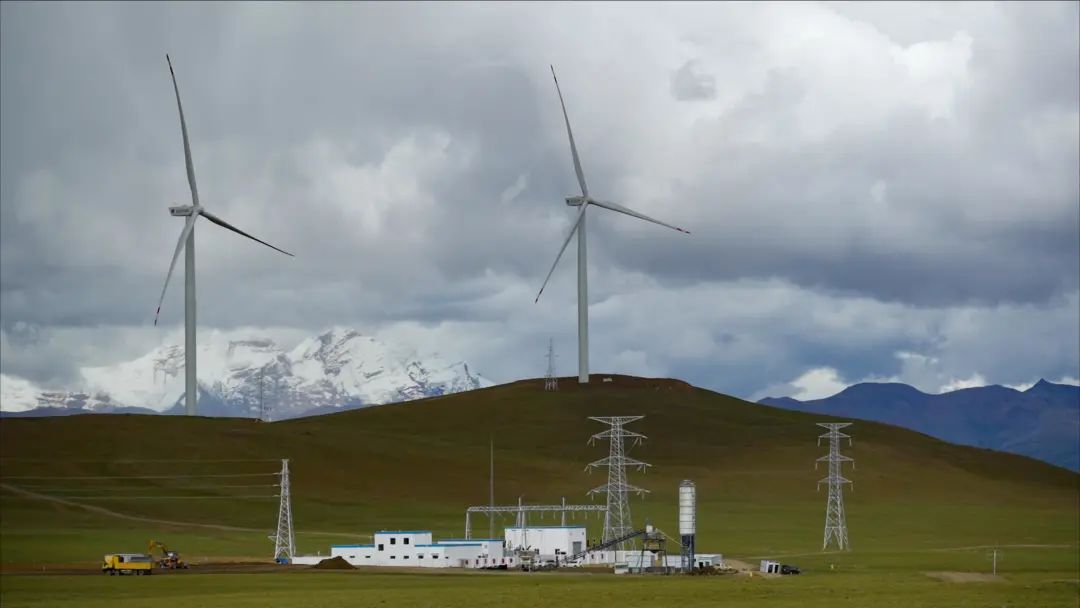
[294,530,517,568]
[504,525,586,560]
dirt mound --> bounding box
[312,556,355,570]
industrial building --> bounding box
[293,530,517,569]
[504,525,586,558]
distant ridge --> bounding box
[759,380,1080,470]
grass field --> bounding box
[2,565,1079,608]
[1,376,1077,605]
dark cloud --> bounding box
[1,2,1076,397]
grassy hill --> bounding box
[1,375,1076,576]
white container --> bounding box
[678,480,696,536]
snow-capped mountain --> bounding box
[1,328,493,419]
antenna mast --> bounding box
[816,423,853,551]
[489,437,495,539]
[586,416,650,551]
[258,368,266,422]
[273,458,295,563]
[544,338,558,391]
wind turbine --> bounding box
[154,55,294,416]
[535,66,689,384]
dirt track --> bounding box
[0,483,369,539]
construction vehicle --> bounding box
[102,553,153,575]
[148,540,189,570]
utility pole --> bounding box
[273,459,295,563]
[544,338,558,391]
[816,423,854,551]
[258,368,266,422]
[586,416,650,551]
[489,437,495,539]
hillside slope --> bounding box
[1,375,1076,565]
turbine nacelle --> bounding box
[169,205,198,217]
[565,196,588,207]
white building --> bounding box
[504,525,587,559]
[760,559,781,574]
[305,530,516,569]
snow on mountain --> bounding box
[0,374,39,412]
[1,328,493,418]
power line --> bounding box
[15,485,279,492]
[7,495,279,500]
[0,458,281,463]
[4,473,280,480]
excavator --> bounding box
[148,540,189,570]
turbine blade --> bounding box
[550,66,588,198]
[535,203,588,303]
[589,199,690,234]
[200,209,295,257]
[154,214,197,326]
[166,54,200,207]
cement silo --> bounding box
[679,480,696,572]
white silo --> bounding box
[679,480,696,572]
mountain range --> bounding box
[0,328,492,419]
[759,380,1079,471]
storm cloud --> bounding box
[1,2,1077,398]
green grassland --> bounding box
[1,376,1077,606]
[2,567,1079,608]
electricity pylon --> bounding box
[544,339,558,391]
[816,423,853,551]
[586,416,650,551]
[273,458,295,563]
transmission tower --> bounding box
[586,416,650,551]
[273,458,295,563]
[816,423,853,551]
[544,338,558,391]
[258,368,267,422]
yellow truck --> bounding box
[102,553,153,575]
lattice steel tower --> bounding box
[816,423,853,551]
[273,458,295,563]
[586,416,650,549]
[544,338,558,391]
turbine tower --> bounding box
[535,67,690,384]
[586,416,650,550]
[544,338,558,391]
[273,459,295,563]
[816,422,854,551]
[154,55,294,416]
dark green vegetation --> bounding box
[1,376,1077,606]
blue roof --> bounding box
[331,544,374,548]
[375,530,432,534]
[416,543,482,547]
[438,538,501,542]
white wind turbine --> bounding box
[535,66,690,384]
[154,55,294,416]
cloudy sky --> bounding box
[1,1,1077,401]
